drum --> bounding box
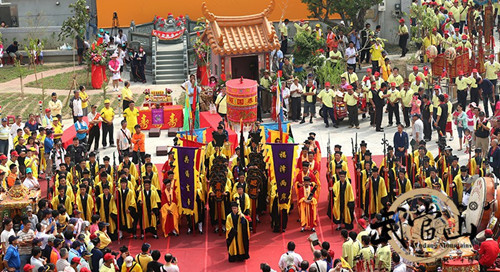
[465,177,496,233]
[442,259,479,272]
[226,78,258,125]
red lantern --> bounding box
[220,74,226,81]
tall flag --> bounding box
[276,72,284,139]
[174,146,199,218]
[238,119,245,171]
[183,89,191,131]
[269,143,298,210]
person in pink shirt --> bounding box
[89,214,100,235]
[466,102,478,131]
[410,93,421,115]
[494,94,500,117]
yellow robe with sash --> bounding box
[226,211,250,260]
[117,188,137,230]
[137,189,161,229]
[75,193,94,221]
[362,176,388,215]
[97,193,118,233]
[332,179,355,224]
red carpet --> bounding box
[40,155,384,271]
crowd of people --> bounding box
[3,0,500,271]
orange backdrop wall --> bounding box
[96,0,336,28]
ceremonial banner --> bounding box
[151,28,185,40]
[270,143,298,210]
[151,108,164,125]
[175,146,198,214]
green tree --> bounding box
[58,0,89,106]
[59,0,89,41]
[301,0,382,30]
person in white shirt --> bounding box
[181,74,195,92]
[9,116,24,140]
[345,41,358,71]
[282,82,291,119]
[53,140,66,170]
[70,90,84,123]
[278,242,303,271]
[117,120,131,162]
[162,253,180,272]
[311,250,328,272]
[289,78,304,122]
[23,168,39,190]
[392,253,407,272]
[0,218,15,251]
[30,247,46,272]
[115,29,128,45]
[411,114,424,149]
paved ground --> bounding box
[0,54,483,164]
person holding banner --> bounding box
[332,170,355,230]
[160,179,179,237]
[298,176,318,232]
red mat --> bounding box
[40,155,383,271]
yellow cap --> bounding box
[316,24,320,27]
[53,117,58,121]
[104,99,110,104]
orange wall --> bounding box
[96,0,334,28]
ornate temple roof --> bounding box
[201,0,281,56]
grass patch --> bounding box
[1,93,145,121]
[0,64,72,83]
[25,68,110,90]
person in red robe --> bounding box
[296,146,309,169]
[295,161,317,218]
[160,179,179,237]
[160,171,175,206]
[297,177,318,232]
[161,150,175,174]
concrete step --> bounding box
[156,50,184,56]
[156,58,184,65]
[155,68,185,75]
[155,74,186,80]
[154,79,185,84]
[156,66,185,72]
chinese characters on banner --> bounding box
[175,146,198,211]
[270,143,297,207]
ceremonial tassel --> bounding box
[217,202,222,237]
[368,177,372,222]
[116,185,120,243]
[252,199,256,233]
[448,166,452,197]
[142,190,146,242]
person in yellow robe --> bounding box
[160,179,179,237]
[51,185,74,215]
[118,153,138,179]
[395,169,412,196]
[424,167,444,190]
[208,172,232,233]
[137,179,161,239]
[75,183,94,221]
[362,166,388,217]
[233,184,251,216]
[142,162,160,194]
[96,184,118,240]
[141,154,158,174]
[450,165,467,207]
[95,171,114,197]
[332,171,355,230]
[226,201,250,262]
[117,178,137,239]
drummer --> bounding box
[477,229,499,272]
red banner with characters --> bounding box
[138,105,183,130]
[151,28,185,40]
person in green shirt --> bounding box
[328,46,343,67]
[259,70,273,114]
[317,82,338,128]
[301,78,317,124]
